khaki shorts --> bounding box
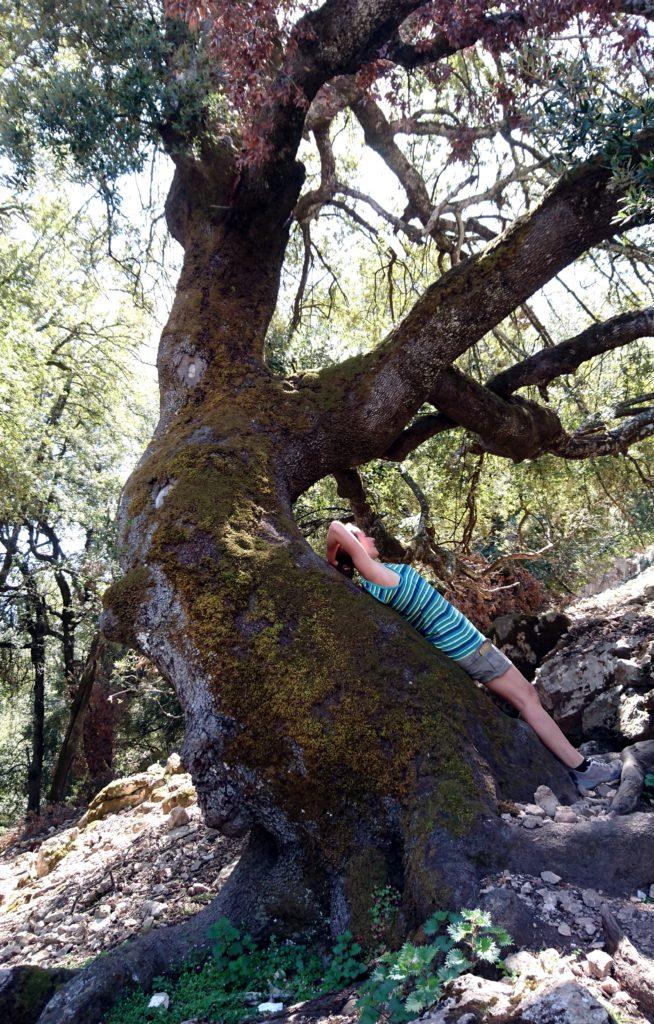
[455,639,512,683]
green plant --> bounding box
[369,884,401,951]
[643,773,654,803]
[321,931,367,990]
[355,908,513,1024]
[105,916,367,1024]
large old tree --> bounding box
[7,1,654,1020]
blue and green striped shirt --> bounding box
[358,562,485,660]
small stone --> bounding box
[557,923,571,936]
[554,807,579,823]
[611,990,632,1007]
[167,806,190,829]
[149,992,170,1009]
[141,900,166,918]
[582,889,602,909]
[520,882,534,894]
[540,871,562,884]
[577,917,597,934]
[504,951,542,977]
[522,815,543,829]
[257,1002,284,1013]
[166,752,183,775]
[534,786,559,817]
[523,803,546,816]
[586,949,613,979]
[600,977,619,996]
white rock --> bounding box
[166,752,183,775]
[557,923,571,936]
[586,949,613,979]
[257,1002,284,1013]
[148,992,170,1009]
[540,871,562,884]
[523,803,546,816]
[522,815,543,829]
[504,950,543,977]
[534,786,559,817]
[600,977,619,996]
[141,900,166,918]
[582,889,602,908]
[554,807,579,823]
[577,918,597,934]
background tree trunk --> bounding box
[25,582,47,815]
[49,632,105,803]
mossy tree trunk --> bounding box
[96,148,608,942]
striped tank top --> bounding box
[358,562,485,660]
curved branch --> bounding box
[489,307,654,398]
[384,306,654,459]
[549,407,654,459]
[307,126,654,479]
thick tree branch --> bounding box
[301,126,654,486]
[383,307,654,461]
[246,0,426,180]
[550,407,654,459]
[488,306,654,397]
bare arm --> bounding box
[326,522,401,586]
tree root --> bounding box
[503,812,654,893]
[601,903,654,1018]
[611,741,654,815]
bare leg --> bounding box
[482,664,584,769]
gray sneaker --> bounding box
[569,759,622,792]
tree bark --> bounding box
[97,169,584,953]
[25,580,47,815]
[49,632,106,803]
[601,903,654,1018]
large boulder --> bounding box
[534,566,654,746]
[488,611,572,681]
[0,966,76,1024]
[77,756,190,827]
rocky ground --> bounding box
[0,754,245,972]
[535,562,654,748]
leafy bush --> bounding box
[355,908,513,1024]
